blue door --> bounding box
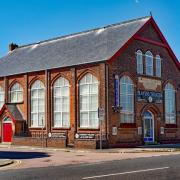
[143,111,154,143]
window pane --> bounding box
[165,83,176,124]
[53,77,70,128]
[80,95,88,110]
[62,112,69,127]
[30,80,45,127]
[80,112,88,127]
[90,84,98,94]
[80,84,89,95]
[120,76,134,123]
[54,112,61,127]
[136,51,143,74]
[89,95,98,111]
[79,74,99,128]
[145,51,153,76]
[89,111,98,128]
[38,113,45,126]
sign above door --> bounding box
[137,90,162,103]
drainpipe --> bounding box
[105,63,109,141]
[45,69,49,147]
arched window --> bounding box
[145,51,153,76]
[53,77,70,127]
[31,80,45,127]
[136,50,143,74]
[10,83,23,103]
[120,76,134,123]
[165,83,176,124]
[79,73,99,128]
[156,55,161,77]
[0,86,4,109]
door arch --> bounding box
[2,116,13,143]
[143,111,154,143]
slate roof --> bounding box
[6,104,24,121]
[0,16,150,77]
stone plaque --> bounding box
[138,77,161,90]
[112,127,117,136]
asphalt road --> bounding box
[0,154,180,180]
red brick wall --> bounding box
[107,28,180,146]
[0,63,107,148]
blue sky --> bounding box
[0,0,180,60]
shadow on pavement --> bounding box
[0,151,50,159]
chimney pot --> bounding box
[9,43,18,51]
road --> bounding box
[0,154,180,180]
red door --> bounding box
[3,123,12,142]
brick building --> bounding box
[0,16,179,148]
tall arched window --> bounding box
[156,55,161,77]
[10,82,23,103]
[0,86,4,109]
[79,73,99,128]
[165,83,176,124]
[136,50,143,74]
[53,77,70,127]
[120,76,134,123]
[145,51,153,76]
[31,80,45,127]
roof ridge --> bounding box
[18,15,150,49]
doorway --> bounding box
[2,116,13,143]
[143,111,154,143]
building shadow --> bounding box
[0,151,50,159]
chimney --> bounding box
[9,43,18,52]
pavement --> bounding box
[0,144,180,170]
[0,143,180,153]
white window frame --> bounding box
[30,80,45,127]
[165,83,176,124]
[53,77,70,128]
[120,76,134,123]
[79,73,99,128]
[0,86,4,109]
[145,51,153,76]
[156,55,161,77]
[136,50,143,74]
[10,83,23,103]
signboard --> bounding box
[114,75,120,107]
[160,127,164,134]
[112,127,117,136]
[75,133,95,139]
[50,133,66,139]
[137,90,162,103]
[98,107,105,121]
[138,127,142,135]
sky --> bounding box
[0,0,180,60]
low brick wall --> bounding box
[12,137,66,148]
[74,139,97,149]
